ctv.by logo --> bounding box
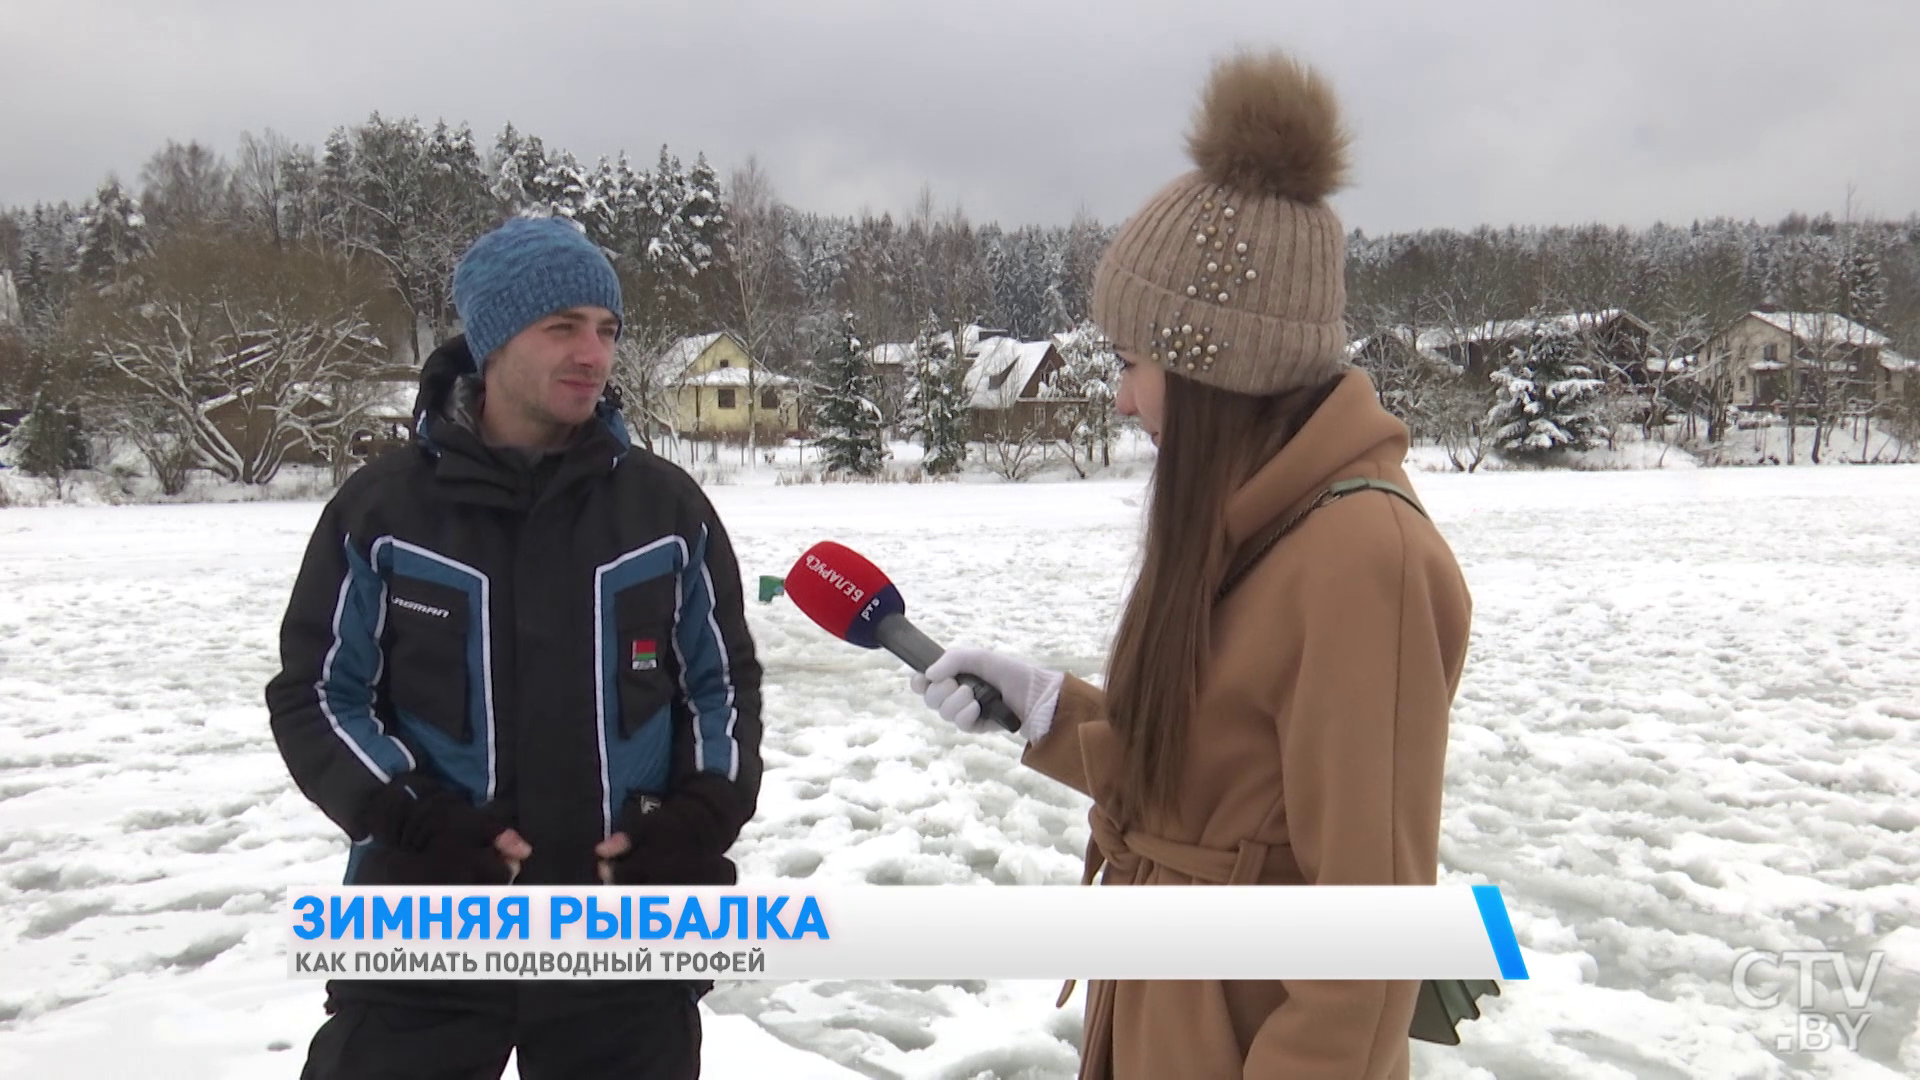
[1732,949,1883,1053]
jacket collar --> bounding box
[409,336,633,506]
[1222,369,1411,548]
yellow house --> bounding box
[663,331,802,440]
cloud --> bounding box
[3,0,1915,232]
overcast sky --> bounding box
[4,0,1917,234]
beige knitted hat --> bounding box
[1091,50,1353,395]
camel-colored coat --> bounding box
[1022,371,1473,1079]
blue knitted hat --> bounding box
[453,217,623,369]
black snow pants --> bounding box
[298,980,704,1080]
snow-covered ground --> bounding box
[4,416,1913,510]
[2,464,1918,1078]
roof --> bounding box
[1645,354,1695,374]
[926,324,1018,359]
[678,367,796,388]
[658,332,729,375]
[1351,311,1651,367]
[964,338,1057,410]
[1051,326,1107,353]
[368,378,420,417]
[1424,309,1650,351]
[1746,312,1890,349]
[864,343,915,368]
[1349,326,1455,364]
[1881,350,1916,373]
[272,376,417,418]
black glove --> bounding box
[603,775,739,886]
[362,774,515,885]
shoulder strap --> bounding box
[1214,477,1427,603]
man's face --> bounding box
[483,306,619,441]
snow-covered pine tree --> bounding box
[1838,234,1888,431]
[489,124,567,218]
[1042,320,1118,469]
[682,153,726,276]
[16,392,89,482]
[1840,235,1887,331]
[423,123,492,226]
[0,267,19,326]
[811,312,887,476]
[533,147,591,223]
[929,361,971,475]
[591,147,722,339]
[1487,321,1606,460]
[420,122,495,334]
[75,179,148,294]
[268,136,324,244]
[487,124,531,211]
[639,148,696,277]
[17,204,80,335]
[314,129,356,241]
[898,317,934,442]
[1056,214,1107,326]
[573,154,636,247]
[981,226,1061,339]
[902,312,969,475]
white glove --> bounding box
[908,646,1063,742]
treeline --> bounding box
[2,112,1917,491]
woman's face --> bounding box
[1115,350,1167,446]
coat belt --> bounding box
[1058,808,1295,1007]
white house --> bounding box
[1699,311,1907,408]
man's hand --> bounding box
[594,831,634,884]
[594,783,737,886]
[365,775,533,884]
[496,829,532,882]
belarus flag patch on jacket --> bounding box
[630,639,659,672]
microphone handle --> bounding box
[874,614,1022,734]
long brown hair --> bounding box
[1103,370,1341,826]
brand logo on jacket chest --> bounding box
[630,638,659,672]
[391,595,451,619]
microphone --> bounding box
[783,541,1021,733]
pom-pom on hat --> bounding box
[1091,50,1353,394]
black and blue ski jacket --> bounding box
[266,336,762,889]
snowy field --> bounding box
[2,464,1918,1078]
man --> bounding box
[267,216,763,1079]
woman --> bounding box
[912,50,1476,1079]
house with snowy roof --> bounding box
[1434,309,1653,381]
[238,365,421,467]
[345,369,431,460]
[661,331,801,440]
[859,325,1076,437]
[1698,311,1912,409]
[1349,309,1656,386]
[862,342,917,377]
[860,342,917,427]
[961,331,1071,439]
